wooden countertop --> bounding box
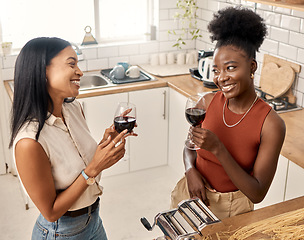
[4,73,304,168]
[280,110,304,168]
[199,195,304,239]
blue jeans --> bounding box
[31,206,107,240]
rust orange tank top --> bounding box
[196,91,272,192]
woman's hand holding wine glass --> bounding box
[99,102,137,147]
[114,102,137,134]
[185,94,206,150]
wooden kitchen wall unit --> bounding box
[247,0,304,11]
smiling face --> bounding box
[46,46,83,103]
[212,45,257,100]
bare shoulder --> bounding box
[16,138,42,152]
[200,92,216,110]
[262,108,286,141]
[15,138,50,169]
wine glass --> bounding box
[114,102,136,134]
[185,94,206,150]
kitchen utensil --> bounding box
[186,53,195,65]
[198,56,213,82]
[167,52,175,64]
[125,66,140,78]
[259,54,301,104]
[150,54,159,66]
[141,198,220,240]
[100,67,153,84]
[159,53,167,65]
[117,62,130,71]
[109,65,125,80]
[177,53,186,65]
[260,62,294,99]
[197,50,216,88]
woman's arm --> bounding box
[191,109,286,203]
[183,92,216,205]
[15,129,127,222]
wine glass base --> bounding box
[185,140,200,151]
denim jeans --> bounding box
[31,206,107,240]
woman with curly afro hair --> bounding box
[171,7,286,219]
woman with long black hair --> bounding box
[10,37,134,239]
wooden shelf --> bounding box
[248,0,304,11]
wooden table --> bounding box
[199,195,304,239]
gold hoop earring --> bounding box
[250,73,254,79]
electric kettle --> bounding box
[197,50,216,88]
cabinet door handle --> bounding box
[163,90,167,120]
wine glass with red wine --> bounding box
[114,102,136,134]
[185,94,206,150]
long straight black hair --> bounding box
[9,37,71,148]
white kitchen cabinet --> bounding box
[285,160,304,201]
[167,88,189,176]
[79,92,130,177]
[80,87,169,175]
[254,155,289,209]
[129,87,169,171]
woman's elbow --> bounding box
[41,211,61,222]
[248,192,267,204]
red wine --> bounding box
[185,108,206,126]
[114,116,136,133]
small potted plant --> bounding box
[168,0,202,49]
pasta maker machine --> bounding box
[141,198,220,240]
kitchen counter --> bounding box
[279,110,304,168]
[4,73,304,168]
[199,195,304,239]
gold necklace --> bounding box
[223,95,258,128]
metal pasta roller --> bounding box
[141,198,220,240]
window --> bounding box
[0,0,95,49]
[0,0,156,49]
[96,0,156,43]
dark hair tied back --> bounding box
[208,6,267,59]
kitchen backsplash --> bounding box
[1,0,304,107]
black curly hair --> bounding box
[207,6,267,59]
